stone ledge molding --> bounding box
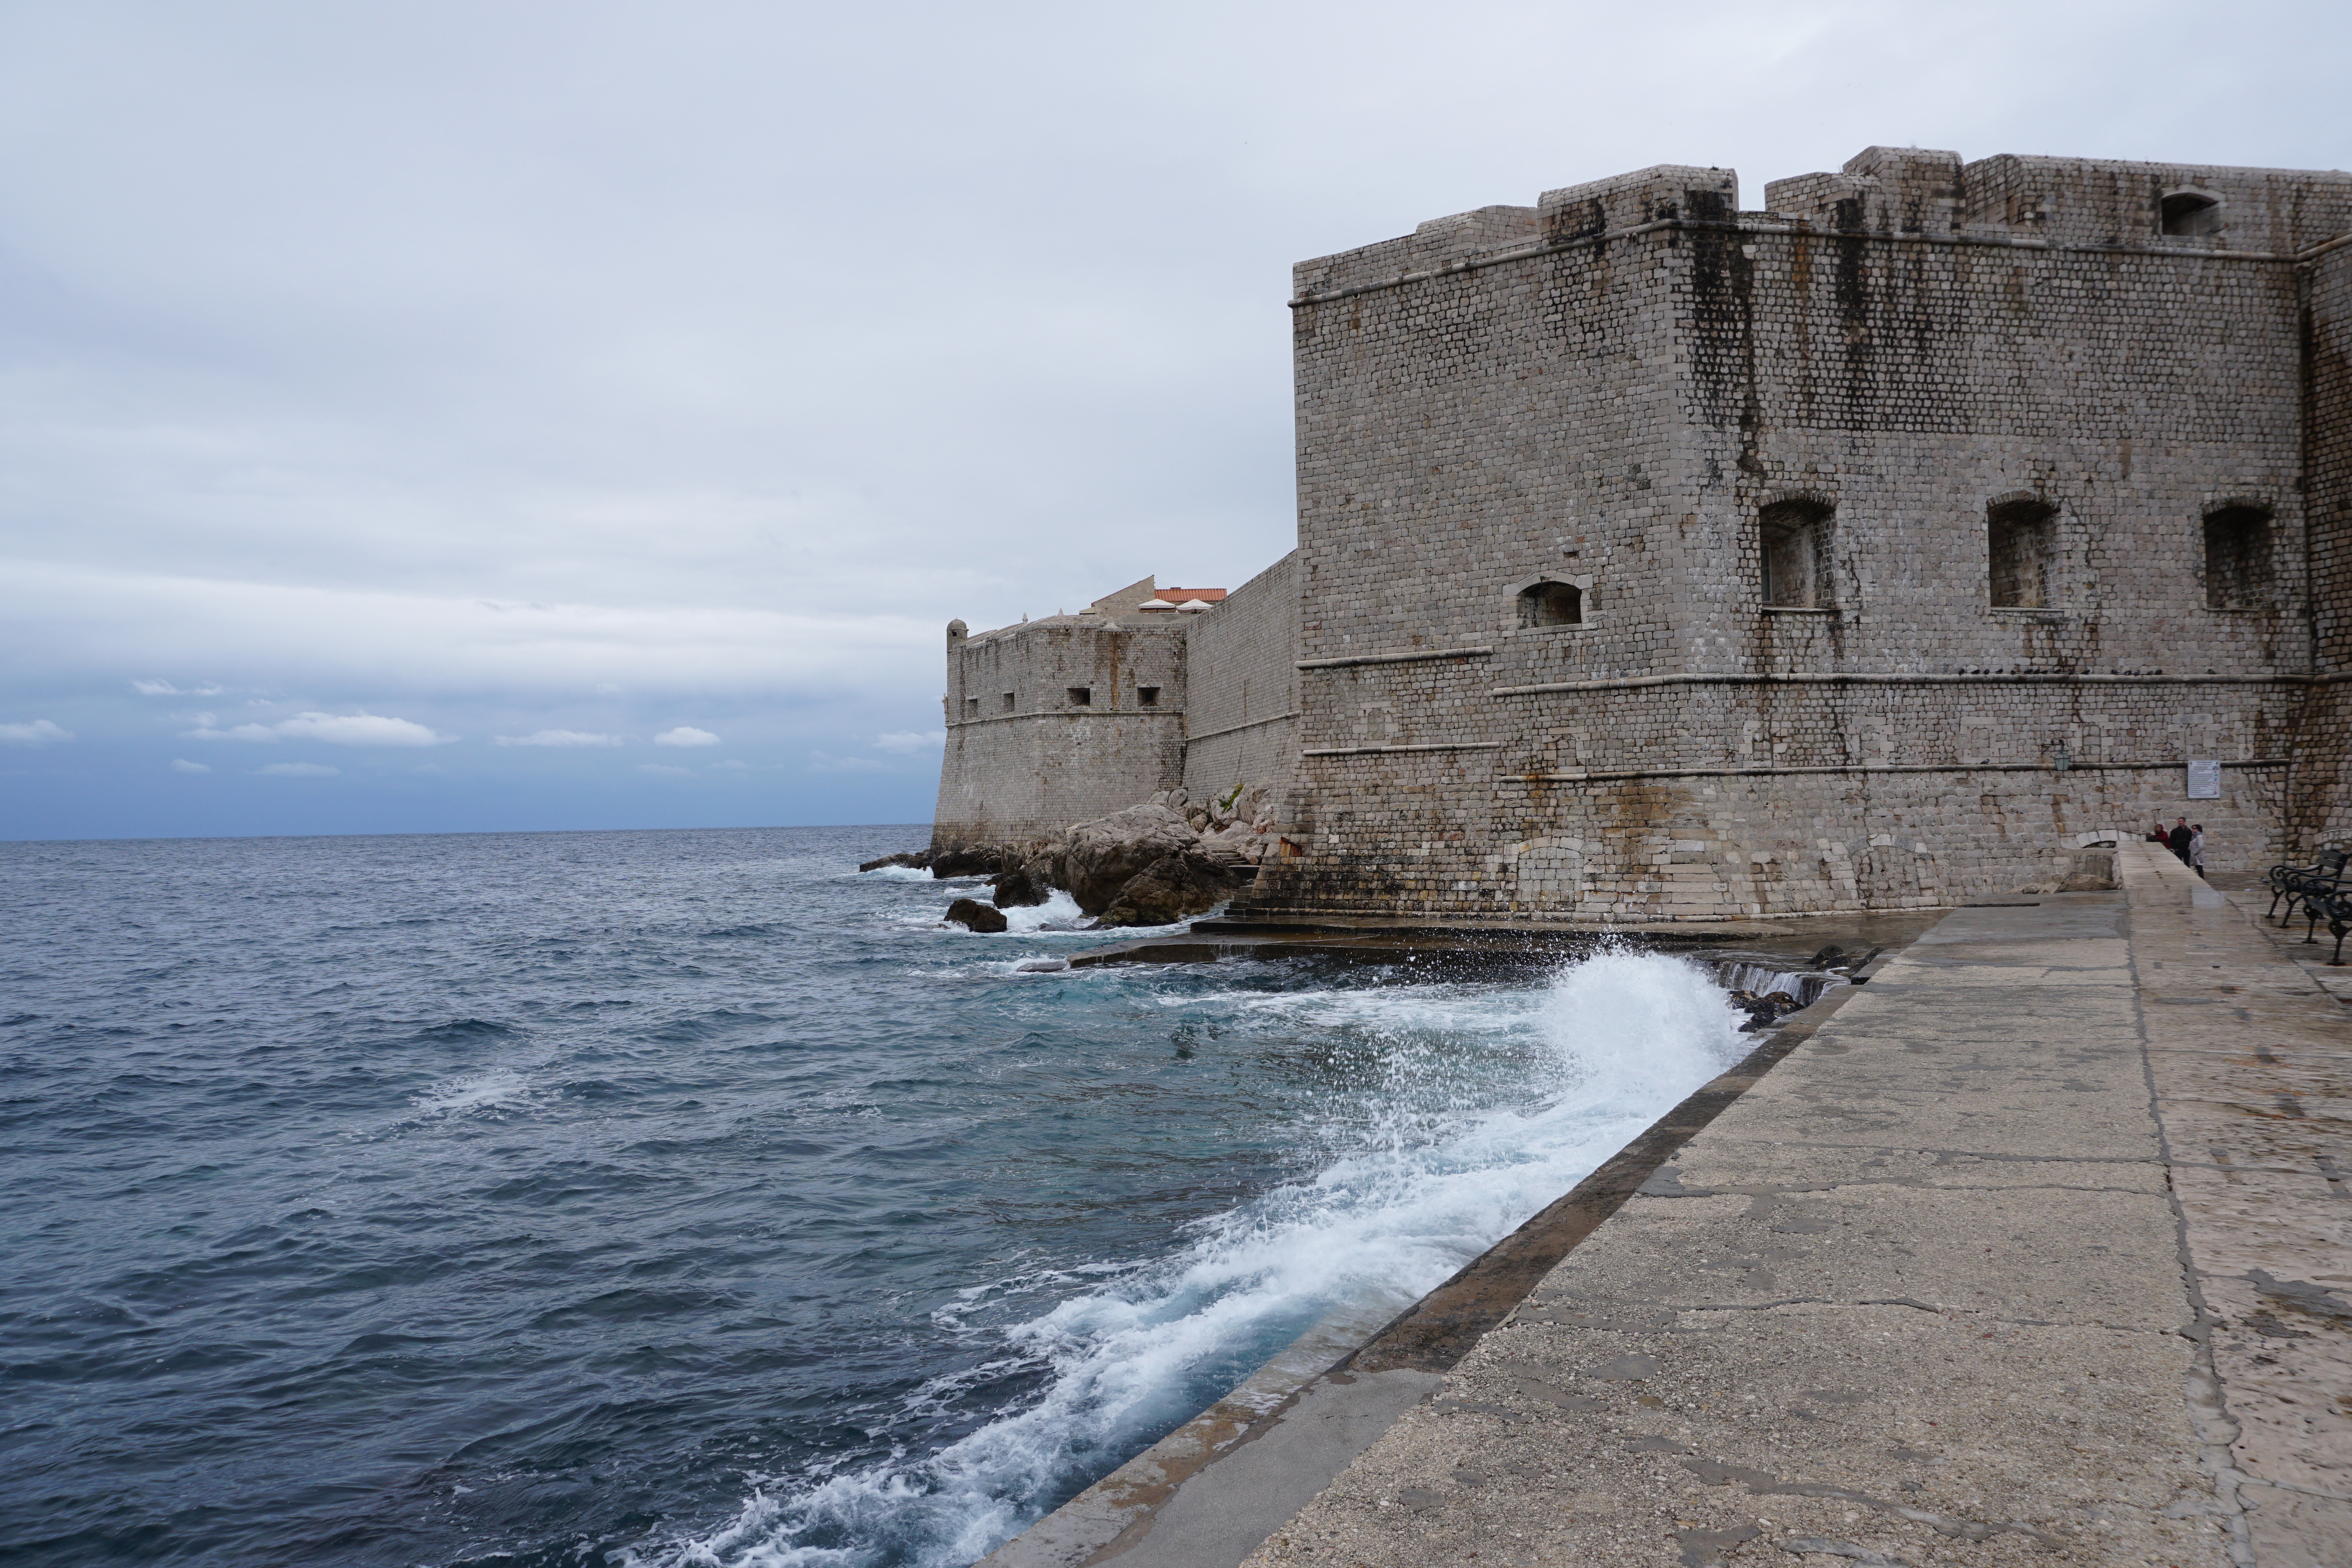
[947,709,1181,728]
[1183,711,1301,743]
[1288,216,2346,310]
[1491,670,2325,698]
[1300,741,1504,757]
[1519,758,2290,784]
[1297,647,1494,670]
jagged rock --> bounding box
[859,850,931,872]
[1094,852,1236,927]
[944,897,1008,932]
[931,845,1006,879]
[991,862,1053,908]
[1057,804,1202,914]
[1808,944,1849,970]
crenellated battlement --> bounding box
[1293,152,2352,312]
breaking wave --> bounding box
[646,947,1745,1568]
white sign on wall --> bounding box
[2186,759,2222,800]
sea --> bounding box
[0,825,1765,1567]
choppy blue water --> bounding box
[0,825,1752,1568]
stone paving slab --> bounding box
[2129,854,2352,1562]
[1658,1139,2172,1195]
[1247,1306,2214,1568]
[1235,848,2349,1568]
[1546,1182,2190,1328]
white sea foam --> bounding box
[902,886,1207,945]
[644,948,1743,1568]
[410,1066,534,1116]
[998,891,1087,932]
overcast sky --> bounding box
[2,0,2344,841]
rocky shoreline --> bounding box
[860,783,1282,930]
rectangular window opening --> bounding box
[2204,507,2273,609]
[964,696,980,717]
[1759,500,1833,607]
[1987,499,2057,609]
[1137,686,1160,707]
[1067,686,1091,707]
[1003,692,1015,712]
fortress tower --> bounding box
[937,146,2352,921]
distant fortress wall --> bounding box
[930,568,1302,855]
[931,597,1189,853]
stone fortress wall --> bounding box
[1178,553,1301,807]
[2296,237,2352,851]
[933,145,2352,922]
[930,572,1304,855]
[930,576,1192,852]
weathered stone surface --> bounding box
[2061,845,2120,891]
[1095,853,1234,928]
[991,862,1053,909]
[943,897,1007,933]
[931,845,1008,880]
[1058,805,1202,915]
[858,850,931,872]
[1197,824,1258,870]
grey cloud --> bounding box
[0,0,2343,837]
[496,730,624,747]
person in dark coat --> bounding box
[2167,817,2193,863]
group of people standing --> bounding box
[2149,817,2207,877]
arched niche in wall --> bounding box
[2159,188,2224,238]
[1506,573,1593,632]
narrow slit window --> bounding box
[1137,686,1161,707]
[2160,192,2222,237]
[1987,499,2057,608]
[1516,580,1583,628]
[1067,686,1091,707]
[1759,500,1834,607]
[2203,506,2273,609]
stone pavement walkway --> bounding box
[1230,843,2349,1568]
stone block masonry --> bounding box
[931,610,1190,853]
[933,145,2352,919]
[1180,553,1301,808]
[930,570,1302,856]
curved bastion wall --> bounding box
[933,145,2352,920]
[930,563,1301,858]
